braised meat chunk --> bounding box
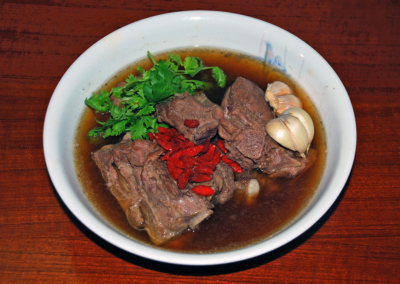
[218,77,315,178]
[92,134,214,245]
[156,91,223,144]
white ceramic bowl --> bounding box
[43,11,356,265]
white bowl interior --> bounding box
[44,11,356,265]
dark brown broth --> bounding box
[73,48,326,253]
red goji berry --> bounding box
[184,119,199,128]
[221,155,243,173]
[147,132,155,141]
[158,126,178,138]
[161,151,172,161]
[177,169,190,189]
[167,161,182,180]
[154,132,172,142]
[209,150,221,166]
[171,145,204,159]
[180,155,196,169]
[206,145,216,155]
[181,140,195,149]
[221,155,235,164]
[172,136,182,142]
[196,154,213,163]
[199,139,211,154]
[155,138,172,151]
[196,145,216,162]
[227,161,243,174]
[171,143,182,153]
[189,173,212,183]
[195,163,214,171]
[217,139,228,154]
[191,185,215,196]
[194,166,214,175]
[167,156,185,169]
[198,162,217,170]
[176,134,186,141]
[157,126,170,134]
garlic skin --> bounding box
[265,81,303,116]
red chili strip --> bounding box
[177,169,190,189]
[184,119,199,128]
[217,139,228,154]
[189,173,212,183]
[192,185,215,196]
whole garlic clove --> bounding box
[279,114,309,156]
[265,118,295,151]
[266,81,292,97]
[265,81,303,116]
[265,114,310,157]
[281,107,314,144]
[272,94,303,116]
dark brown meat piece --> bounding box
[219,77,315,178]
[92,134,213,245]
[155,92,223,144]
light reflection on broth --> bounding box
[74,48,326,253]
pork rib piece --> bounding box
[92,134,213,245]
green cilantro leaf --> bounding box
[212,67,226,88]
[183,56,199,71]
[130,119,147,140]
[85,51,227,140]
[85,90,111,112]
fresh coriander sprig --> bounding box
[85,51,226,140]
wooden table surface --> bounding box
[1,0,399,283]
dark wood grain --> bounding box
[1,0,399,282]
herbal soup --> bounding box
[74,48,326,253]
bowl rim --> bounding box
[43,10,357,266]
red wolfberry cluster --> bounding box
[148,123,242,196]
